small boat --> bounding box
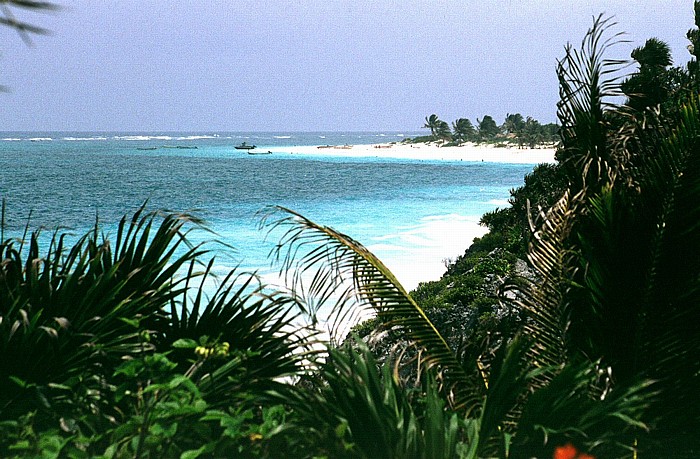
[248,150,272,155]
[162,145,198,150]
[234,142,256,150]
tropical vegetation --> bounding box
[415,112,559,147]
[2,3,700,458]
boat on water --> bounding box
[248,150,272,155]
[234,142,256,150]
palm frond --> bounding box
[543,11,700,454]
[274,340,467,458]
[627,92,700,451]
[0,206,207,416]
[513,360,652,458]
[516,190,579,384]
[162,257,308,406]
[0,1,60,44]
[556,14,629,187]
[261,206,480,412]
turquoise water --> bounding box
[0,132,538,288]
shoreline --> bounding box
[266,141,557,164]
[259,141,554,290]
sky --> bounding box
[0,1,695,132]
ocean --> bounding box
[0,132,539,290]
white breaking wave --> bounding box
[63,136,108,141]
[113,135,174,141]
[369,216,489,290]
[175,135,217,140]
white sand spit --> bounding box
[266,142,556,164]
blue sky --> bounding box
[0,1,695,131]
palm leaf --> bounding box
[0,206,206,417]
[274,340,466,458]
[0,1,60,44]
[162,257,308,406]
[512,360,652,458]
[515,190,579,383]
[624,93,700,452]
[533,11,700,454]
[556,14,629,188]
[262,206,481,412]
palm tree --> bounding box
[423,114,441,140]
[263,200,649,457]
[687,1,700,77]
[436,120,452,143]
[0,206,204,417]
[521,116,544,147]
[452,118,476,144]
[0,205,305,450]
[0,1,59,41]
[265,13,700,457]
[477,115,500,140]
[502,113,525,135]
[523,12,700,456]
[621,37,674,111]
[0,1,60,90]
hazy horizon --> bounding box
[0,1,694,132]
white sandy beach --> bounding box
[367,214,490,291]
[259,141,556,292]
[266,141,556,164]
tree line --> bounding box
[420,112,560,147]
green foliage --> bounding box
[477,115,500,139]
[0,205,305,457]
[522,10,700,456]
[5,4,700,457]
[422,113,441,140]
[436,120,452,141]
[480,162,568,258]
[262,206,477,411]
[347,316,380,339]
[278,341,471,459]
[622,38,674,112]
[502,113,525,135]
[420,113,558,147]
[0,205,205,419]
[405,135,435,144]
[422,114,452,143]
[452,118,477,143]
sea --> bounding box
[0,132,540,291]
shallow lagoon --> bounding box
[0,132,539,289]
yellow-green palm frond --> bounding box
[515,189,579,385]
[261,206,481,412]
